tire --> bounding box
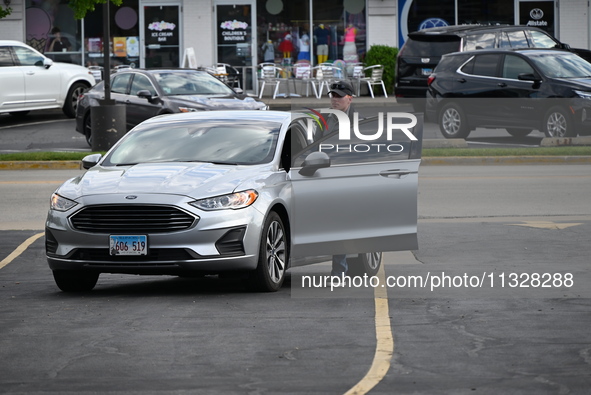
[62,82,87,118]
[249,212,288,292]
[506,128,532,138]
[52,270,99,292]
[543,106,576,137]
[347,252,382,277]
[439,102,470,139]
[83,112,92,147]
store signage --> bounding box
[146,20,178,45]
[519,1,555,35]
[219,19,249,42]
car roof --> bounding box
[115,68,208,75]
[0,40,33,47]
[409,24,545,37]
[140,110,295,125]
[445,47,572,57]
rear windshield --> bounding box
[401,36,461,57]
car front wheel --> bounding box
[347,252,382,277]
[249,212,288,292]
[543,106,575,137]
[63,82,87,118]
[439,102,470,139]
[52,270,99,292]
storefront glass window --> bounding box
[256,0,309,66]
[25,0,82,64]
[255,0,365,67]
[83,0,140,68]
[458,0,514,25]
[405,0,455,34]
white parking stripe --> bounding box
[0,232,44,270]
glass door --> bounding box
[215,1,256,91]
[141,4,181,68]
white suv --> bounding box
[0,40,96,118]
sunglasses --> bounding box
[330,83,351,91]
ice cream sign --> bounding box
[148,21,177,43]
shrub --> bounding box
[363,45,399,95]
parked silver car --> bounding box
[46,110,422,292]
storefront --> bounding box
[398,0,558,47]
[24,0,181,69]
[1,0,587,93]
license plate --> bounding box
[422,68,433,76]
[109,235,148,256]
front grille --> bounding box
[70,205,198,233]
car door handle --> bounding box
[379,169,411,178]
[25,71,35,75]
[498,82,507,87]
[456,78,466,83]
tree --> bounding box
[0,6,12,19]
[68,0,122,20]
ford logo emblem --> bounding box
[125,195,138,200]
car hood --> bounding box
[550,77,591,91]
[58,162,268,200]
[168,95,267,110]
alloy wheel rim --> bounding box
[547,112,567,137]
[367,252,381,270]
[443,108,461,136]
[266,220,286,283]
[72,86,85,112]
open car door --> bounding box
[289,112,423,258]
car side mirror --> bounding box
[82,153,102,169]
[233,87,244,95]
[43,58,53,69]
[518,73,541,82]
[298,151,330,176]
[137,90,153,100]
[559,43,571,50]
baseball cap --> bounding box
[328,81,354,97]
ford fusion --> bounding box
[47,111,421,292]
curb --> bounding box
[1,156,591,170]
[421,156,591,165]
[0,161,81,170]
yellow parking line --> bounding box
[0,232,44,270]
[344,263,394,395]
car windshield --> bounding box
[154,72,235,96]
[528,53,591,78]
[103,119,281,166]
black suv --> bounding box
[395,25,591,101]
[425,48,591,139]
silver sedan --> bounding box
[46,110,422,292]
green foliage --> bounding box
[363,45,399,95]
[68,0,123,19]
[0,6,12,19]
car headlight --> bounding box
[179,107,200,112]
[50,193,78,211]
[190,190,258,211]
[575,90,591,100]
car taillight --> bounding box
[427,75,436,86]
